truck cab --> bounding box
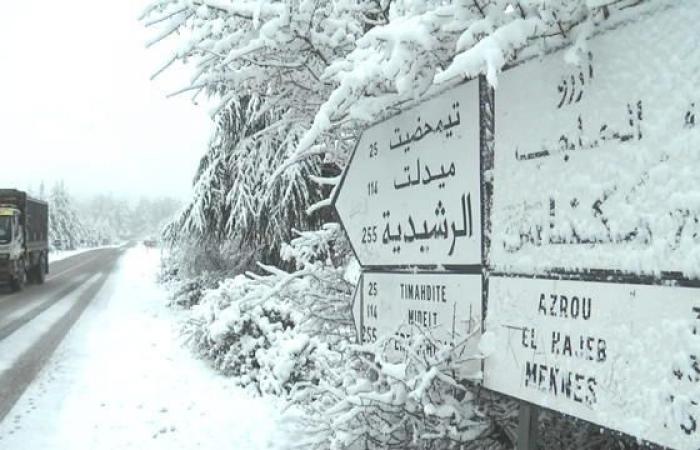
[0,207,27,289]
[0,207,22,251]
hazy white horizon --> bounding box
[1,0,212,201]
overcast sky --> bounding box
[1,0,212,200]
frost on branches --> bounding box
[180,223,353,396]
[289,326,500,450]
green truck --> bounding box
[0,189,49,291]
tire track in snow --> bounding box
[0,274,90,341]
[0,252,105,341]
[0,253,101,303]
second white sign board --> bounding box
[484,276,700,450]
[357,272,482,375]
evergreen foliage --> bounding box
[163,96,324,261]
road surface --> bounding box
[0,246,126,422]
[0,245,287,450]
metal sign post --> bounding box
[517,401,540,450]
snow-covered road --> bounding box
[0,246,289,449]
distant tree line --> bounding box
[31,181,179,251]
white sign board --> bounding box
[484,276,700,450]
[357,272,482,374]
[333,82,481,267]
[491,2,700,277]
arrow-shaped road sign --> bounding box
[333,81,482,268]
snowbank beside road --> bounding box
[0,245,290,450]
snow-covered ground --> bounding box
[0,246,290,449]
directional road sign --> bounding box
[333,81,482,267]
[352,271,482,375]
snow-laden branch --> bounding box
[195,0,286,21]
[308,174,341,186]
[435,17,542,86]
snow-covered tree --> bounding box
[77,194,181,244]
[163,96,325,260]
[48,182,91,250]
[141,0,375,225]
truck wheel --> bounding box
[10,259,26,292]
[34,256,46,284]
